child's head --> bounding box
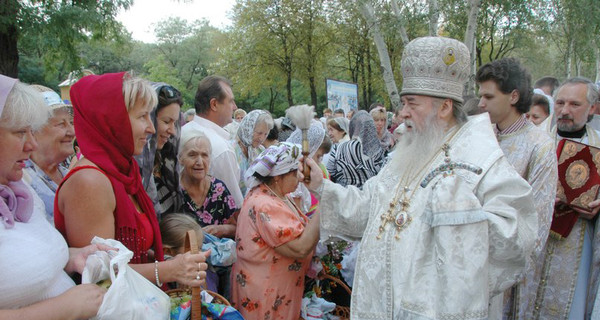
[159,213,204,256]
[313,135,331,163]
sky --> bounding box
[116,0,236,43]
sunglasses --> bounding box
[159,85,181,99]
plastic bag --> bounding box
[82,237,170,320]
[202,233,236,267]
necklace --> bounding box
[264,183,303,216]
[376,127,460,240]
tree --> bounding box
[357,0,400,111]
[2,0,132,78]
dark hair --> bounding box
[476,57,532,114]
[194,75,232,115]
[157,85,184,110]
[266,125,279,141]
[531,94,550,114]
[333,108,345,115]
[534,76,560,92]
[318,135,332,154]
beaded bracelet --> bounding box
[154,260,163,287]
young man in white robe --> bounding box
[476,57,558,319]
[302,36,538,320]
[536,77,600,320]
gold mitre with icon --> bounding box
[400,36,470,103]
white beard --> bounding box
[387,114,446,176]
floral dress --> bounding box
[231,184,311,320]
[180,177,237,227]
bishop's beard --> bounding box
[387,113,447,176]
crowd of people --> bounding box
[2,35,600,320]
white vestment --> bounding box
[496,121,558,319]
[318,114,537,320]
[533,123,600,319]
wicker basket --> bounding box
[302,274,351,320]
[167,230,231,320]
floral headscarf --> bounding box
[245,142,300,191]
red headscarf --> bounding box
[66,72,163,263]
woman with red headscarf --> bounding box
[55,72,208,287]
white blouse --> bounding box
[0,182,74,309]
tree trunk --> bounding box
[595,44,600,83]
[428,0,439,36]
[463,0,481,97]
[390,0,410,46]
[357,0,401,111]
[566,37,573,79]
[0,0,20,77]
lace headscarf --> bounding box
[332,117,350,135]
[286,119,326,158]
[237,110,271,162]
[349,110,384,160]
[245,142,300,191]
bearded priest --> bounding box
[302,36,537,320]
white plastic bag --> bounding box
[82,237,170,320]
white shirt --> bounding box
[0,182,74,309]
[181,116,243,208]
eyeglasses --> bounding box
[159,85,181,99]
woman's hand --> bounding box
[203,224,236,238]
[62,284,106,319]
[165,250,211,287]
[300,157,324,192]
[65,243,116,275]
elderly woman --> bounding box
[21,85,74,225]
[231,142,320,320]
[0,75,107,319]
[370,106,395,152]
[326,117,350,144]
[54,72,208,288]
[178,133,237,238]
[231,109,274,195]
[327,110,385,188]
[137,83,183,216]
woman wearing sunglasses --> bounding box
[137,83,184,217]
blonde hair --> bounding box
[369,107,387,121]
[159,213,203,252]
[0,82,50,130]
[122,73,157,112]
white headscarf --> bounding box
[245,142,300,191]
[286,119,325,158]
[237,110,271,162]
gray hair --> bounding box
[432,97,467,125]
[256,112,275,131]
[0,82,50,130]
[555,77,599,106]
[184,109,196,118]
[178,132,212,160]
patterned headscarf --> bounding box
[286,119,325,158]
[237,109,271,161]
[349,110,384,159]
[245,142,300,190]
[136,83,183,215]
